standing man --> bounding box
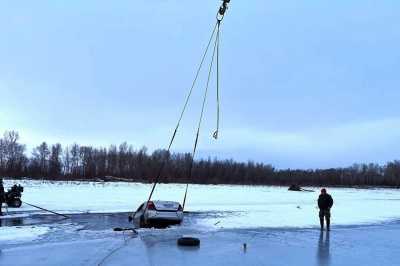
[0,178,5,216]
[318,188,333,231]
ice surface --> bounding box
[3,179,400,229]
[1,179,399,266]
[0,226,49,242]
[1,222,400,266]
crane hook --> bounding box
[217,0,231,21]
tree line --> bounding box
[1,130,400,187]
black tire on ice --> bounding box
[9,198,22,208]
[177,237,200,247]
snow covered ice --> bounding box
[3,179,400,228]
[0,179,399,265]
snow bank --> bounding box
[3,179,400,228]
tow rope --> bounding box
[22,201,69,219]
[138,0,232,216]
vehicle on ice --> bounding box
[5,184,24,208]
[130,200,184,228]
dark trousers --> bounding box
[0,196,4,215]
[319,209,331,230]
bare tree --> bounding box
[70,143,80,177]
[1,131,26,176]
[1,130,400,187]
[35,142,50,175]
[62,146,71,175]
[49,143,63,177]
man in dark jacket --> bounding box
[318,188,333,231]
[0,178,5,216]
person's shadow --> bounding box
[317,231,330,266]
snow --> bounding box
[0,226,49,242]
[3,179,400,229]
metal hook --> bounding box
[216,12,225,22]
[216,0,230,21]
[213,131,219,139]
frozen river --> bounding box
[2,179,400,228]
[0,179,399,265]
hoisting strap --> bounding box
[213,21,221,140]
[139,0,230,217]
[139,21,221,216]
[183,20,221,210]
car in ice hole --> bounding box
[130,200,184,228]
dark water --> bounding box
[0,210,207,230]
[0,212,132,230]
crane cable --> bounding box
[138,0,231,217]
[183,20,221,210]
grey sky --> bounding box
[1,0,399,168]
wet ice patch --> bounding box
[0,213,30,219]
[0,226,49,242]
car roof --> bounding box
[146,200,180,204]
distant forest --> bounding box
[1,130,400,187]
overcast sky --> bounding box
[1,0,399,168]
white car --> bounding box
[131,200,184,228]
